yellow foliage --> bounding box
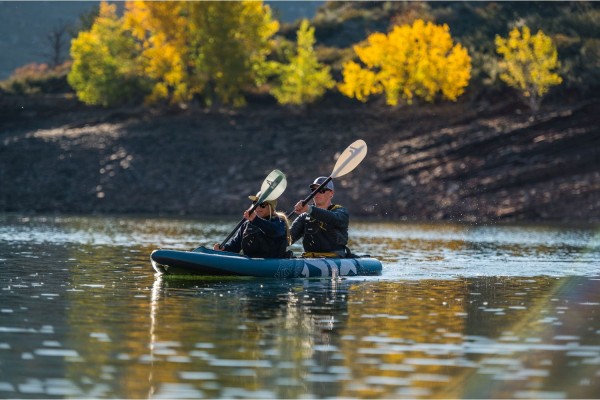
[339,19,471,106]
[495,26,562,112]
[339,61,382,102]
[271,19,335,105]
[123,1,278,106]
[124,1,191,104]
[68,1,146,106]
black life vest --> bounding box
[241,221,287,258]
[302,204,348,252]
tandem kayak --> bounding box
[150,246,382,278]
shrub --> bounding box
[1,62,72,95]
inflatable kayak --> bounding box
[151,246,382,278]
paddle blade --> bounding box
[220,169,287,247]
[330,139,367,178]
[258,169,287,202]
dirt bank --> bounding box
[1,94,599,222]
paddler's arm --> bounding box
[214,223,244,253]
[250,216,285,238]
[309,205,349,229]
[289,213,307,244]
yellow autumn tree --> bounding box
[68,1,148,106]
[123,1,191,104]
[339,19,471,106]
[271,19,335,106]
[124,1,278,106]
[495,26,562,112]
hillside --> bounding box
[1,1,599,223]
[1,93,598,222]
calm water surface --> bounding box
[1,214,599,398]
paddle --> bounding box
[287,139,368,218]
[220,169,287,247]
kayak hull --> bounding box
[151,246,382,278]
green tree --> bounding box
[270,19,335,106]
[68,2,148,106]
[189,1,279,107]
[495,26,562,112]
[339,19,471,106]
[125,1,278,107]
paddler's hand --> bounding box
[294,201,309,214]
[244,209,256,222]
[213,243,224,251]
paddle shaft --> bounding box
[220,202,259,247]
[286,176,332,219]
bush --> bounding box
[1,62,72,95]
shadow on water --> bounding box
[1,214,600,398]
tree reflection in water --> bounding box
[140,276,600,399]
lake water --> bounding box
[1,214,599,398]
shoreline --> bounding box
[1,94,599,223]
[3,211,600,230]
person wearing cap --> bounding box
[290,177,349,258]
[213,191,290,258]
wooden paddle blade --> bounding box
[259,169,287,202]
[330,139,367,178]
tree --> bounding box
[123,1,192,104]
[189,1,279,107]
[68,2,148,106]
[270,19,335,106]
[44,22,70,68]
[339,19,471,106]
[124,1,279,106]
[495,26,562,113]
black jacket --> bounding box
[223,215,287,258]
[290,204,349,253]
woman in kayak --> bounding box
[290,176,349,258]
[213,191,291,258]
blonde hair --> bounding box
[276,211,292,245]
[265,204,291,246]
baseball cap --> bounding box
[309,176,334,191]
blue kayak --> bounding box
[151,246,382,278]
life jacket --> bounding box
[302,204,348,253]
[241,220,287,258]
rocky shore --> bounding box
[1,94,599,223]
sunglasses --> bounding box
[253,202,269,208]
[314,188,331,194]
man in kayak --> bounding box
[213,191,290,258]
[290,177,349,258]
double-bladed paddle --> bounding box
[287,139,367,218]
[220,169,287,247]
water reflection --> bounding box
[1,215,600,398]
[136,276,600,399]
